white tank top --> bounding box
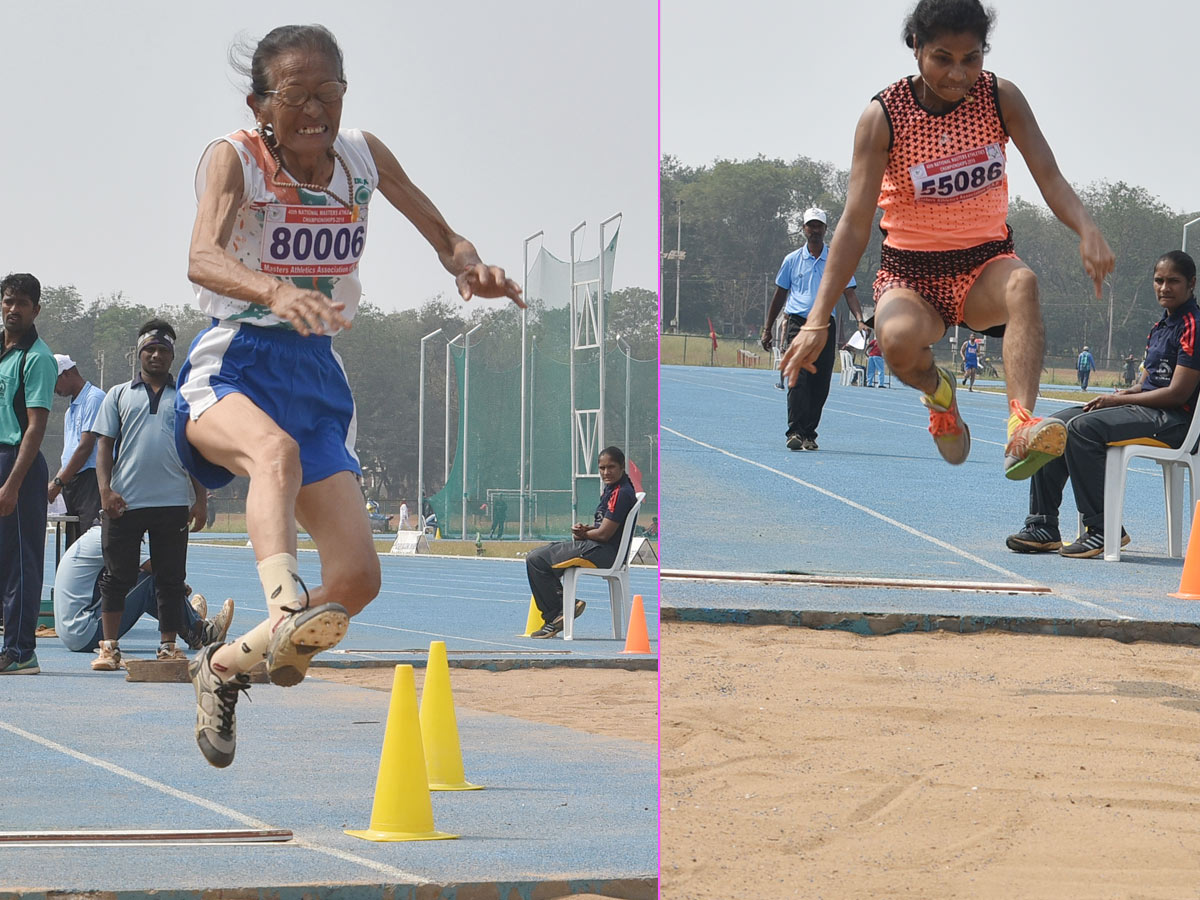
[192,128,378,330]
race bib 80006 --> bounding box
[909,143,1005,204]
[259,204,368,277]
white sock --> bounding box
[209,553,304,679]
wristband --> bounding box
[799,323,829,333]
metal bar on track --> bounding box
[661,568,1051,594]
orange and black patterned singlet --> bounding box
[875,70,1009,252]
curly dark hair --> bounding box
[903,0,995,51]
[0,273,41,305]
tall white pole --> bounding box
[461,323,483,540]
[445,334,462,485]
[598,213,621,455]
[1184,216,1200,253]
[674,199,682,333]
[569,220,586,526]
[417,328,442,537]
[521,230,543,541]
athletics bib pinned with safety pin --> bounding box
[909,143,1006,204]
[260,204,368,277]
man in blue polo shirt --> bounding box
[47,355,106,548]
[761,208,866,451]
[92,318,207,670]
[0,273,58,675]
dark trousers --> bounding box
[783,315,836,439]
[1025,404,1191,532]
[526,539,618,620]
[0,446,48,662]
[99,506,190,634]
[1078,369,1092,390]
[78,571,202,653]
[62,467,101,548]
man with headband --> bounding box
[90,319,208,670]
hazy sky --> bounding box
[664,0,1200,223]
[3,0,656,314]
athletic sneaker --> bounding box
[1004,401,1067,481]
[920,367,971,465]
[0,651,39,675]
[1005,524,1063,553]
[786,433,804,451]
[157,641,187,661]
[91,640,122,671]
[183,597,236,650]
[189,643,251,769]
[801,437,818,451]
[265,602,350,687]
[190,592,208,622]
[529,600,586,639]
[1060,528,1131,559]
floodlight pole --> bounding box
[445,333,463,485]
[674,199,682,333]
[417,328,444,538]
[460,323,483,540]
[1184,216,1200,254]
[520,230,543,541]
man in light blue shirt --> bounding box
[47,355,106,547]
[761,208,866,450]
[91,319,206,670]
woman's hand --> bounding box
[456,262,525,309]
[267,285,351,336]
[781,328,827,385]
[1080,228,1115,299]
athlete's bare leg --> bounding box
[184,393,300,562]
[873,288,947,393]
[294,471,381,616]
[962,259,1041,411]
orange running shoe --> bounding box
[919,367,970,464]
[1004,400,1067,480]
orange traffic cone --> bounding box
[419,641,483,791]
[345,665,458,842]
[1172,502,1200,599]
[520,595,545,637]
[621,594,652,654]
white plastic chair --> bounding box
[1089,403,1200,561]
[839,350,855,386]
[561,491,645,640]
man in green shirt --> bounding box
[0,273,58,674]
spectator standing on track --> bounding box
[48,355,106,548]
[780,0,1114,481]
[761,207,866,451]
[960,335,980,391]
[54,524,234,655]
[1077,345,1096,391]
[526,446,637,638]
[866,333,886,387]
[92,319,208,671]
[0,273,57,675]
[1006,251,1200,558]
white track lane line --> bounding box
[662,425,1129,619]
[0,720,428,883]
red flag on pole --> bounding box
[707,317,718,351]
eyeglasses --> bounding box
[263,81,347,108]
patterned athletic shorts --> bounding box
[872,227,1018,331]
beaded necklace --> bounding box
[265,138,355,213]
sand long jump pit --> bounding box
[661,620,1200,899]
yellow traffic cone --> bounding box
[621,594,652,654]
[419,641,483,791]
[435,527,441,540]
[345,665,458,842]
[521,595,545,637]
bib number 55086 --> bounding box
[919,161,1003,197]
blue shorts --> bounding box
[174,321,360,490]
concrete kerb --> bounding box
[662,605,1200,646]
[0,876,659,900]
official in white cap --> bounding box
[761,207,866,450]
[48,354,107,547]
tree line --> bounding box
[661,154,1197,364]
[32,284,657,508]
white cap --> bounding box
[803,207,828,226]
[54,354,77,376]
